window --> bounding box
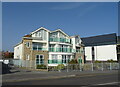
[32,42,43,50]
[39,32,41,37]
[26,55,30,60]
[78,56,82,63]
[62,55,67,63]
[26,42,30,48]
[36,55,44,65]
[67,55,71,62]
[92,47,95,62]
[52,55,58,63]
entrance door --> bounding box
[36,55,44,65]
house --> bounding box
[81,33,118,63]
[14,27,84,68]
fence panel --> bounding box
[12,60,120,72]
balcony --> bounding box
[76,49,84,53]
[49,38,71,44]
[49,48,73,53]
[33,47,47,51]
[48,59,69,64]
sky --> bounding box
[2,2,118,52]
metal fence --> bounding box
[12,59,36,69]
[12,59,120,72]
[48,63,120,72]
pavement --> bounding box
[2,67,119,83]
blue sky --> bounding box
[2,2,118,51]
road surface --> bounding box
[3,72,119,86]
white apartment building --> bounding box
[14,27,84,68]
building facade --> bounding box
[14,27,84,68]
[81,33,118,62]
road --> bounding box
[2,72,119,86]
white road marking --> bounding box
[95,82,119,85]
[81,82,120,87]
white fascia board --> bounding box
[32,40,47,43]
[14,41,22,47]
[50,29,69,37]
[30,27,50,35]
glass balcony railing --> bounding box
[33,47,47,51]
[49,38,71,43]
[48,59,70,64]
[49,48,73,52]
[76,49,84,53]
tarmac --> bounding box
[1,67,119,83]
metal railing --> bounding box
[12,59,120,72]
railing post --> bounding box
[67,60,69,72]
[110,63,112,70]
[47,60,49,72]
[80,63,82,71]
[101,62,104,71]
[91,63,93,71]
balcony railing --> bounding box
[49,48,73,52]
[75,49,84,53]
[33,47,47,51]
[49,38,71,44]
[48,59,70,64]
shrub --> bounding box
[94,60,102,63]
[68,59,78,64]
[57,64,65,70]
[36,64,47,69]
[107,59,114,63]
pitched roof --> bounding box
[81,33,117,46]
[51,29,69,37]
[30,27,50,34]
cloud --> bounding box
[78,4,101,17]
[50,3,83,10]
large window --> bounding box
[62,55,67,63]
[33,29,47,40]
[36,55,44,65]
[32,42,44,50]
[52,55,58,63]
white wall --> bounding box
[71,37,76,49]
[85,45,117,61]
[14,44,23,59]
[85,47,92,61]
[94,45,117,61]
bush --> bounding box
[36,64,47,69]
[57,64,65,70]
[107,59,114,63]
[68,59,78,64]
[94,60,102,63]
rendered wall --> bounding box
[14,44,23,59]
[94,45,117,61]
[85,45,117,61]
